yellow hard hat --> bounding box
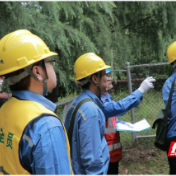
[167,41,176,64]
[0,29,57,75]
[74,53,111,81]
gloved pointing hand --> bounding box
[138,76,156,94]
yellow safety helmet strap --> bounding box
[90,71,101,98]
[77,77,90,86]
[25,60,48,95]
[79,71,101,87]
[6,59,48,95]
[7,72,29,85]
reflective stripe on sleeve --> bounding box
[23,134,34,147]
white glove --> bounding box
[138,76,156,94]
[124,122,133,128]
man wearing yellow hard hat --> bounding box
[162,41,176,175]
[0,30,73,174]
[64,53,155,174]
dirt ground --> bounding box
[119,144,169,175]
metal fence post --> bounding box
[126,62,136,143]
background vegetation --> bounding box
[0,1,175,95]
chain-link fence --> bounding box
[112,62,170,149]
[55,62,171,150]
[55,97,75,123]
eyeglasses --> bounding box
[106,73,110,77]
[46,59,56,66]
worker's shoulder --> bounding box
[74,97,98,108]
[76,101,101,120]
[30,115,63,132]
[73,93,96,105]
[163,76,174,87]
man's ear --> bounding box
[31,65,44,82]
[91,74,99,85]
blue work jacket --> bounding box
[64,89,143,174]
[101,90,143,123]
[65,89,109,175]
[13,91,72,174]
[162,68,176,138]
[101,93,125,124]
[101,89,143,118]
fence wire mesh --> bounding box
[55,62,171,150]
[112,62,170,149]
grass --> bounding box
[119,139,169,175]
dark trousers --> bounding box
[166,136,176,175]
[107,161,119,175]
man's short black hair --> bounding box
[81,71,102,89]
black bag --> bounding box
[152,109,167,151]
[152,76,176,151]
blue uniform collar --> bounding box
[101,93,107,99]
[82,89,104,108]
[12,90,56,112]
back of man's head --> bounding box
[74,53,111,88]
[0,29,57,93]
[167,41,176,68]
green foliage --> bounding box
[0,1,175,94]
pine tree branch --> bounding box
[122,16,152,30]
